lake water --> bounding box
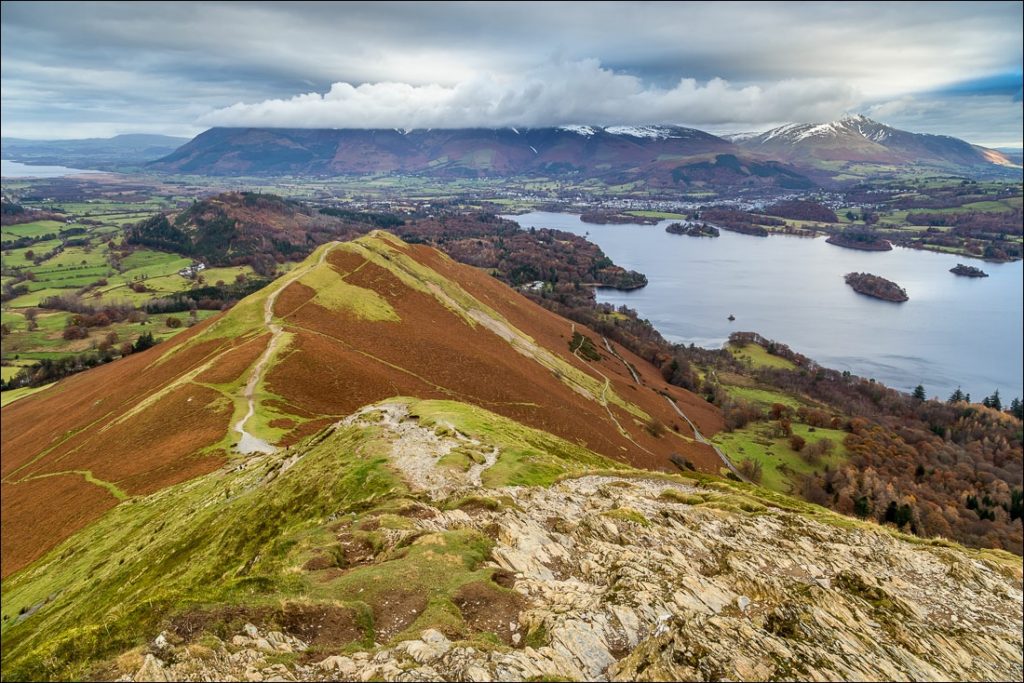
[1,159,102,178]
[505,211,1024,401]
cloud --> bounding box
[200,60,860,130]
[866,92,1023,148]
[2,2,1021,141]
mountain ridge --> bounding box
[146,126,814,189]
[2,134,190,168]
[731,114,1018,177]
[144,118,1018,182]
[1,231,722,578]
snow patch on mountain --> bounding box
[558,125,597,137]
[723,131,762,142]
[794,122,843,141]
[605,125,681,139]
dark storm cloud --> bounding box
[1,1,1021,145]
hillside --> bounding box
[2,233,1022,681]
[732,114,1019,179]
[126,192,360,274]
[1,232,721,579]
[3,401,1021,681]
[148,127,814,189]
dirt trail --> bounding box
[234,243,338,455]
[663,396,747,482]
[344,403,498,499]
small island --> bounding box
[950,263,989,278]
[666,222,720,237]
[844,272,909,302]
[826,229,892,252]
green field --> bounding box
[0,383,52,407]
[724,383,803,409]
[0,199,214,369]
[728,343,797,370]
[0,220,66,244]
[714,422,848,493]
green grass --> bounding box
[2,239,63,264]
[723,384,802,409]
[625,210,688,220]
[1,220,65,243]
[297,260,400,322]
[727,343,797,370]
[2,309,215,363]
[119,249,189,272]
[407,398,624,487]
[603,507,651,527]
[713,422,848,493]
[0,384,53,407]
[34,246,109,269]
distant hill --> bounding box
[730,114,1020,179]
[1,134,189,169]
[148,126,815,189]
[126,191,359,274]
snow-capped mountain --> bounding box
[732,115,1017,173]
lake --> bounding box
[1,159,102,178]
[505,211,1023,402]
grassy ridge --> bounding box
[0,397,620,680]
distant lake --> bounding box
[1,159,102,178]
[505,211,1024,402]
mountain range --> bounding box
[1,134,189,169]
[148,125,818,189]
[4,118,1017,184]
[144,116,1019,183]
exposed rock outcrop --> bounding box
[123,458,1023,682]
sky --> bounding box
[1,1,1021,146]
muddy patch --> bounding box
[369,588,429,642]
[277,602,366,647]
[453,580,526,647]
[168,606,271,642]
[302,554,336,571]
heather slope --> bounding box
[1,232,719,577]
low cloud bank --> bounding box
[200,60,859,130]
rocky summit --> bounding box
[124,455,1022,682]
